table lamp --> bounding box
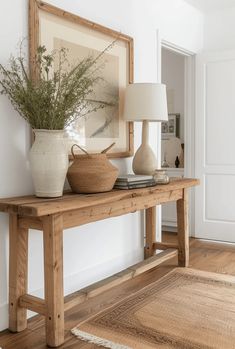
[123,83,168,175]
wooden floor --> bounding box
[2,232,235,349]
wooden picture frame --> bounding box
[29,0,134,158]
[161,113,180,140]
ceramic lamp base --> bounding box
[132,120,157,175]
[132,144,157,175]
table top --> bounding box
[0,178,199,217]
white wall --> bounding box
[0,0,204,330]
[162,48,185,141]
[204,6,235,50]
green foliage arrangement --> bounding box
[0,44,112,130]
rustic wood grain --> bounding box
[177,189,189,267]
[19,295,46,315]
[36,0,132,42]
[0,179,199,217]
[153,241,179,250]
[131,249,178,276]
[9,214,28,332]
[64,249,177,312]
[62,189,183,229]
[29,0,39,80]
[18,250,177,316]
[43,214,64,347]
[18,217,42,230]
[145,206,156,258]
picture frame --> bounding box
[29,0,134,158]
[161,113,180,140]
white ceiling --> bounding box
[184,0,235,13]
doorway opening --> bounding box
[160,41,196,236]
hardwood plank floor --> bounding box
[1,233,235,349]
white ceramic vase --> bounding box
[29,130,69,198]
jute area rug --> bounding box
[72,268,235,349]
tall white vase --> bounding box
[29,130,69,198]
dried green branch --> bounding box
[0,42,115,130]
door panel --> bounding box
[195,50,235,241]
[205,174,235,222]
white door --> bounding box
[195,50,235,242]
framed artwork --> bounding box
[29,0,134,158]
[161,113,180,140]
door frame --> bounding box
[156,32,196,237]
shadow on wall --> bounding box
[0,96,33,197]
[0,95,33,330]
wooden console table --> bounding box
[0,178,199,347]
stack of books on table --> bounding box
[114,174,156,190]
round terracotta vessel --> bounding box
[67,144,119,194]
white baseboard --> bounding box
[0,247,143,331]
[162,225,177,233]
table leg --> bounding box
[177,189,189,267]
[9,214,28,332]
[145,206,156,259]
[43,213,64,347]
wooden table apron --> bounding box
[0,178,199,347]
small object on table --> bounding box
[162,152,169,168]
[67,143,118,193]
[116,174,153,182]
[175,156,180,168]
[114,174,156,189]
[153,169,170,184]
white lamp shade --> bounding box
[123,83,168,121]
